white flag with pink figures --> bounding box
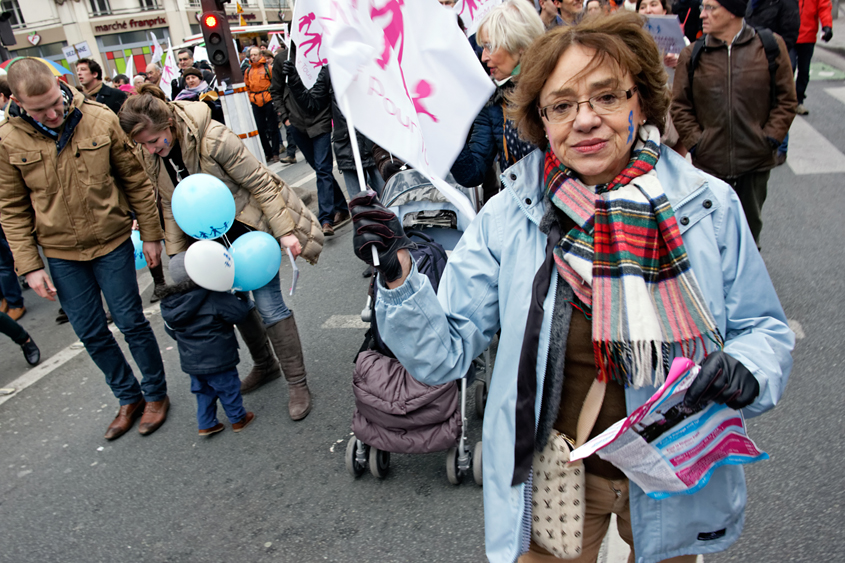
[313,0,494,219]
[290,0,332,89]
[455,0,501,37]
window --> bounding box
[11,41,68,59]
[139,0,158,10]
[90,0,111,17]
[263,0,290,9]
[0,0,25,28]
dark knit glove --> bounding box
[281,60,296,75]
[684,351,760,410]
[350,191,415,283]
[822,26,833,42]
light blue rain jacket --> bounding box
[376,147,794,563]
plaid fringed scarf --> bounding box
[544,125,722,388]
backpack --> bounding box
[360,230,449,359]
[687,27,780,110]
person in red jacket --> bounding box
[795,0,833,114]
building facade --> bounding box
[3,0,293,81]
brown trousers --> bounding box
[518,474,698,563]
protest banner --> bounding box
[321,0,494,219]
[455,0,501,37]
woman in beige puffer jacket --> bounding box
[119,84,322,421]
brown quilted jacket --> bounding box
[136,101,323,264]
[0,85,163,275]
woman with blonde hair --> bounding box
[119,84,324,421]
[450,0,545,198]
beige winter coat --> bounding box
[137,101,323,264]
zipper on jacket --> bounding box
[727,44,734,178]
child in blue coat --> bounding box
[160,253,255,436]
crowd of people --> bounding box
[0,0,836,559]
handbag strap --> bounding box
[574,378,607,448]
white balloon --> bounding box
[184,240,235,292]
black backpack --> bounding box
[687,27,780,110]
[360,230,449,359]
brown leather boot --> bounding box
[266,314,312,420]
[237,308,282,394]
[138,396,170,435]
[104,398,146,440]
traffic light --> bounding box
[200,12,228,67]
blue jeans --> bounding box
[189,368,246,429]
[0,310,28,344]
[0,226,23,309]
[48,238,167,405]
[249,270,291,326]
[291,128,348,225]
[284,124,298,157]
[341,167,386,198]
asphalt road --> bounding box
[2,73,845,562]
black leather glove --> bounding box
[350,191,415,283]
[381,161,404,182]
[822,26,833,42]
[684,351,760,410]
[281,60,296,76]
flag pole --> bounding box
[341,93,379,267]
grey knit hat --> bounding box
[168,252,190,285]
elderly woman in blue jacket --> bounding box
[350,12,793,563]
[450,0,545,196]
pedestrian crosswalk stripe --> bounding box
[825,86,845,106]
[786,116,845,175]
[321,314,369,329]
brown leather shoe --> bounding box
[7,306,26,322]
[199,423,224,436]
[104,398,146,440]
[232,412,255,432]
[138,396,170,436]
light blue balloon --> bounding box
[171,173,236,240]
[230,231,282,292]
[131,230,147,270]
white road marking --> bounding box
[786,116,845,175]
[0,275,157,409]
[788,319,805,340]
[320,314,369,329]
[824,87,845,105]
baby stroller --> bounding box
[345,170,490,486]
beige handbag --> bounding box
[531,379,606,559]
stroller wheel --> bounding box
[473,441,483,486]
[475,380,488,419]
[446,446,463,485]
[369,446,390,479]
[346,436,367,477]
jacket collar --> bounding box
[5,83,85,151]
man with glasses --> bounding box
[0,58,170,441]
[171,48,215,100]
[671,0,796,248]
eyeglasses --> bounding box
[480,43,495,53]
[700,4,720,12]
[538,86,638,124]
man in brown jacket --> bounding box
[671,0,796,247]
[0,58,170,440]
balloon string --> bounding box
[222,233,232,248]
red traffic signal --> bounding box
[200,11,228,66]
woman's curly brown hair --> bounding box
[508,11,669,151]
